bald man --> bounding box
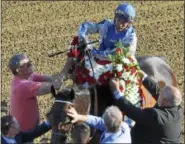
[109,71,183,144]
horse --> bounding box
[48,85,93,144]
[49,36,177,142]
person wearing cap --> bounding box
[109,71,183,144]
[78,3,137,59]
[61,3,136,80]
[8,54,64,133]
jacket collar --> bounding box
[1,135,17,144]
[100,130,122,142]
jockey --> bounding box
[78,3,137,58]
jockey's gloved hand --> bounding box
[78,35,92,51]
[78,35,87,45]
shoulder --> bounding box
[98,19,114,30]
[12,79,41,96]
[86,115,103,122]
[155,106,183,125]
[28,73,44,81]
[115,128,131,143]
[14,132,23,143]
[98,19,113,24]
[127,26,136,36]
[121,121,130,132]
[20,80,41,88]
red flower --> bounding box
[116,48,122,55]
[117,71,122,77]
[123,64,130,71]
[119,85,124,92]
[98,72,113,85]
[131,67,136,75]
[73,49,79,56]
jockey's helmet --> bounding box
[115,3,136,23]
[8,54,29,75]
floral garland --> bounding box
[108,41,142,105]
[67,36,142,105]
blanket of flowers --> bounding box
[67,37,143,105]
[107,41,142,104]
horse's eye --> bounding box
[64,104,71,110]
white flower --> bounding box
[129,75,137,82]
[122,71,130,80]
[122,57,131,64]
[116,64,123,72]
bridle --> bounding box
[55,99,74,105]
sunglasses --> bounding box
[18,61,32,68]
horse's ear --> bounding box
[158,81,166,89]
[51,85,57,97]
[70,88,75,100]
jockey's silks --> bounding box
[99,25,135,51]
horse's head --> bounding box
[49,85,75,144]
[49,85,93,143]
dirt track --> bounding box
[1,1,184,142]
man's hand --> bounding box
[78,36,88,49]
[67,107,87,123]
[110,78,125,100]
[109,78,120,93]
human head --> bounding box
[1,115,20,137]
[8,54,33,77]
[102,106,123,133]
[114,3,136,31]
[158,85,182,107]
[71,122,90,143]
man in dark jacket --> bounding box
[1,115,51,144]
[109,71,183,144]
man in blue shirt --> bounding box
[67,105,131,143]
[78,3,137,58]
[1,115,51,144]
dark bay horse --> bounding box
[49,85,92,143]
[49,37,177,143]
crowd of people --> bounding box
[1,2,183,144]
